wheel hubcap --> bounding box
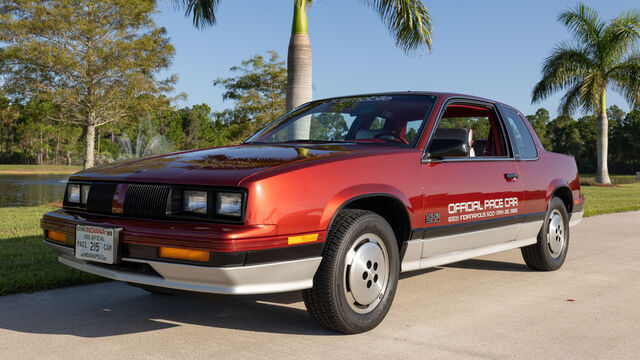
[343,233,389,314]
[547,209,565,258]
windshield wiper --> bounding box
[281,139,351,144]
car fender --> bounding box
[546,179,573,209]
[320,184,413,233]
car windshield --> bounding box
[246,94,437,147]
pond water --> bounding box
[0,174,68,207]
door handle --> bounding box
[505,173,519,180]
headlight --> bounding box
[66,183,90,205]
[183,190,208,214]
[81,184,90,205]
[67,184,80,203]
[216,192,242,217]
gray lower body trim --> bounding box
[401,221,543,273]
[421,224,522,258]
[569,210,583,227]
[45,241,321,295]
[403,237,537,272]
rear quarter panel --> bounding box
[516,150,581,214]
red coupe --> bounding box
[42,92,585,333]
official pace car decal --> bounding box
[445,197,519,223]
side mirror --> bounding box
[426,139,469,159]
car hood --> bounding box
[70,143,384,186]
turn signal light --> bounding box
[46,230,66,243]
[158,247,210,262]
[288,233,319,245]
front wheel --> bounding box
[302,209,399,334]
[521,197,570,271]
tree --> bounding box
[0,97,19,153]
[213,51,288,142]
[0,0,176,169]
[611,109,640,173]
[532,3,640,184]
[526,108,552,149]
[172,0,433,113]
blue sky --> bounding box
[153,0,638,118]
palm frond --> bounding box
[558,81,585,116]
[557,3,604,48]
[532,43,596,103]
[581,71,603,112]
[600,10,640,64]
[361,0,433,54]
[608,54,640,108]
[173,0,222,29]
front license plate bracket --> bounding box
[75,224,122,265]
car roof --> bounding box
[312,91,509,109]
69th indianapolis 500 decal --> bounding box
[447,197,519,223]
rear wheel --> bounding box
[521,197,569,271]
[303,209,399,334]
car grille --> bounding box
[87,183,118,214]
[123,184,171,218]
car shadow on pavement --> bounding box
[0,282,337,337]
[399,267,441,279]
[442,258,530,272]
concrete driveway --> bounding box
[1,211,639,359]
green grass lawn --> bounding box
[0,206,102,296]
[579,173,638,184]
[581,182,640,217]
[0,164,82,175]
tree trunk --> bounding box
[83,121,96,169]
[54,136,59,165]
[595,90,611,184]
[38,130,43,165]
[286,37,312,111]
[286,1,312,140]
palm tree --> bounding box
[532,3,640,184]
[172,0,432,113]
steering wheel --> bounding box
[373,130,409,145]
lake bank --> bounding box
[0,164,82,175]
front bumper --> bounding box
[41,209,325,294]
[45,241,321,294]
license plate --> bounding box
[75,225,119,264]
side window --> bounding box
[501,107,538,159]
[429,104,508,158]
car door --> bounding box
[417,99,525,264]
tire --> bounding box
[521,197,569,271]
[302,209,400,334]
